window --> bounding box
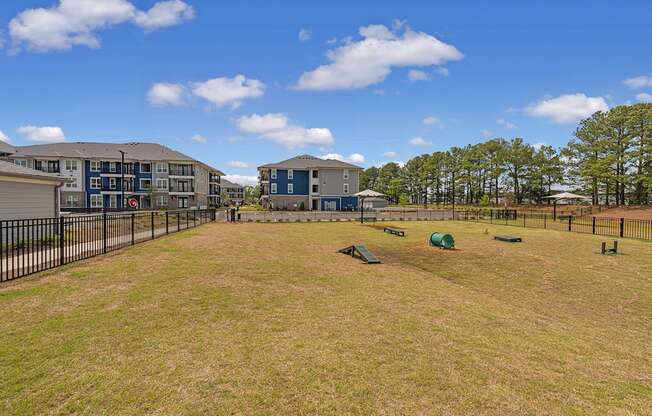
[65,178,77,188]
[109,162,117,173]
[312,170,319,178]
[271,168,277,179]
[312,184,318,193]
[90,177,101,189]
[178,197,188,208]
[140,163,151,173]
[66,195,77,207]
[109,195,117,209]
[343,169,349,180]
[271,183,277,194]
[14,159,28,167]
[90,194,103,208]
[156,163,168,173]
[343,183,349,194]
[90,161,101,172]
[288,183,294,194]
[157,195,168,206]
[140,179,152,190]
[156,178,168,191]
[288,169,293,180]
[109,178,117,189]
[65,160,78,171]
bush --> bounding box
[299,201,306,211]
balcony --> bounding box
[169,165,194,177]
[209,174,221,183]
[169,184,195,195]
[101,164,135,176]
[259,171,269,182]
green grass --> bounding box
[1,221,651,415]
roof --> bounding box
[0,160,66,184]
[221,178,244,188]
[10,142,224,174]
[355,189,385,198]
[0,141,14,155]
[542,192,591,201]
[259,154,363,170]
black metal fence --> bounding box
[1,209,216,283]
[455,209,652,241]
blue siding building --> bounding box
[258,155,362,211]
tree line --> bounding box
[360,103,652,206]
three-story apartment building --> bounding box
[258,154,362,210]
[5,142,223,210]
[220,178,245,205]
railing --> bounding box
[1,209,216,283]
[169,167,194,176]
[169,185,195,193]
[455,208,652,241]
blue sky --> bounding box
[1,0,651,185]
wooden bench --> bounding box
[494,235,522,243]
[384,227,405,237]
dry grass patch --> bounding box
[0,221,650,415]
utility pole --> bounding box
[118,150,127,211]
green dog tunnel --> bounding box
[429,232,455,249]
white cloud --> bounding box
[227,160,249,169]
[526,93,609,124]
[410,136,431,147]
[294,23,463,90]
[8,0,194,52]
[224,174,257,187]
[481,129,492,138]
[373,89,385,96]
[434,66,449,76]
[497,118,517,129]
[190,134,207,143]
[359,24,396,40]
[347,153,365,163]
[408,69,429,82]
[191,75,265,109]
[0,130,11,143]
[133,0,194,31]
[383,151,397,157]
[636,92,652,102]
[147,82,186,106]
[623,75,652,89]
[319,153,365,164]
[532,142,547,151]
[326,37,337,45]
[298,28,311,42]
[237,113,334,148]
[423,116,442,126]
[17,125,66,142]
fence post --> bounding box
[177,211,180,231]
[131,214,135,245]
[592,217,596,234]
[568,216,572,232]
[151,211,155,240]
[544,213,547,229]
[620,218,624,238]
[59,216,65,266]
[523,213,526,228]
[103,211,107,254]
[186,211,189,229]
[166,211,169,234]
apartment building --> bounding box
[5,142,223,210]
[258,154,362,211]
[220,178,245,205]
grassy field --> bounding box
[1,221,650,415]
